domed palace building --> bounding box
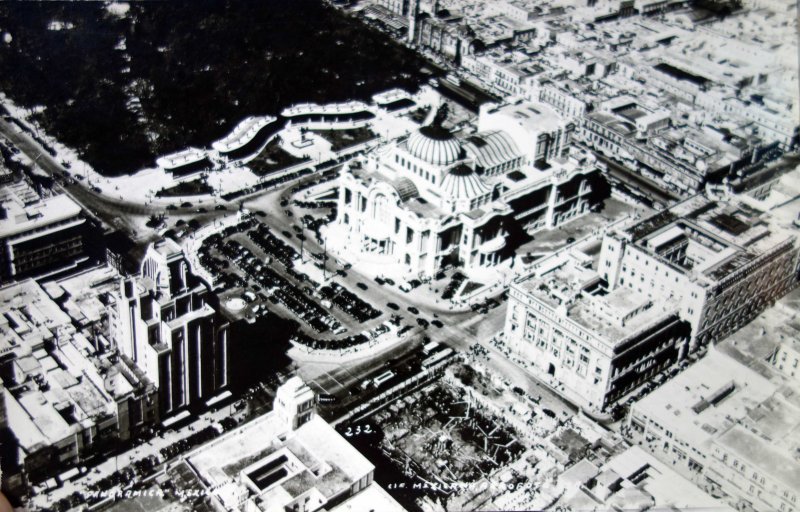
[325,101,606,280]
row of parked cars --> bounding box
[232,238,341,334]
[319,283,381,323]
[248,224,299,266]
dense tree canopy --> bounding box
[0,0,430,175]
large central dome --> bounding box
[406,125,463,166]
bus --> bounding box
[372,370,395,388]
[422,347,453,368]
[422,340,440,355]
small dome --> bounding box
[406,125,463,166]
[440,165,489,199]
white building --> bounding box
[555,445,732,511]
[504,252,689,412]
[326,101,602,280]
[599,195,800,349]
[627,349,800,512]
[171,377,405,512]
[116,239,230,418]
[0,278,155,486]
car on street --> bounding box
[181,201,193,208]
[431,319,443,328]
[416,318,429,328]
[357,282,368,290]
[387,302,399,310]
[407,306,419,315]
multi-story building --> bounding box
[167,377,405,512]
[598,195,800,349]
[0,278,155,486]
[326,101,603,280]
[627,348,800,512]
[0,182,88,283]
[43,265,159,440]
[416,13,464,61]
[504,252,690,412]
[116,239,230,418]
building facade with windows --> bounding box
[598,195,800,350]
[504,252,690,412]
[626,349,800,512]
[116,239,230,418]
[0,278,156,488]
[0,183,88,283]
[171,377,405,512]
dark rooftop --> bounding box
[626,210,677,241]
[654,63,710,87]
[710,213,751,235]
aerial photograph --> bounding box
[0,0,797,511]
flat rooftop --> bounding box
[0,192,83,240]
[482,101,564,134]
[718,286,800,378]
[623,195,795,285]
[632,349,798,464]
[185,412,373,511]
[516,258,679,345]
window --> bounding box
[372,193,391,223]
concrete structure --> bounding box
[0,278,155,485]
[555,445,732,511]
[579,95,768,194]
[172,377,405,512]
[599,194,800,349]
[627,349,800,512]
[0,182,88,283]
[326,101,602,280]
[116,239,230,418]
[504,252,689,412]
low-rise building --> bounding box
[0,278,155,486]
[627,349,800,512]
[168,376,406,512]
[555,445,732,511]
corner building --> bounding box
[598,195,800,350]
[505,253,690,412]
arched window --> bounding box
[372,193,391,224]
